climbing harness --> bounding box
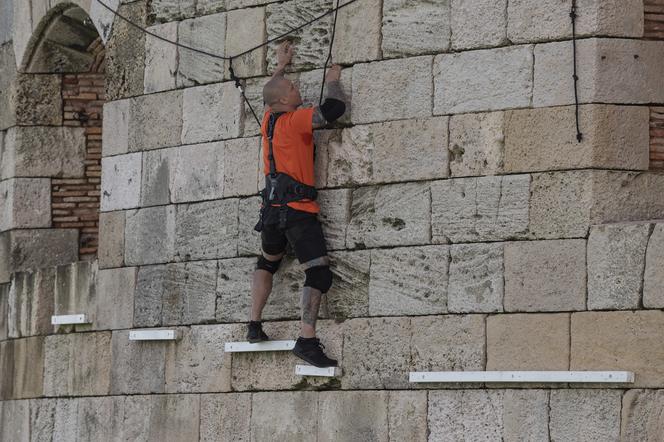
[570,0,583,142]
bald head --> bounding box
[263,76,292,107]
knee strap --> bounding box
[304,265,333,294]
[256,256,282,274]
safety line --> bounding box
[570,0,583,142]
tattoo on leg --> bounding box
[303,256,329,270]
[301,287,322,327]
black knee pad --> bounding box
[304,265,333,294]
[256,256,282,274]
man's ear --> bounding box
[278,96,289,105]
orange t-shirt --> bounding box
[261,107,320,214]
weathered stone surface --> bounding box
[114,394,200,441]
[241,76,270,137]
[125,205,176,266]
[237,196,262,256]
[14,74,62,126]
[8,267,55,338]
[448,243,503,313]
[6,336,44,399]
[369,246,448,316]
[388,391,427,442]
[177,13,226,87]
[43,332,112,396]
[316,189,350,251]
[128,90,183,151]
[200,393,252,442]
[102,99,130,157]
[0,0,12,45]
[451,0,507,50]
[149,0,197,22]
[52,396,117,441]
[504,239,586,312]
[644,224,664,308]
[135,261,218,327]
[225,7,265,77]
[325,250,370,320]
[431,175,530,243]
[0,178,51,231]
[332,0,381,64]
[110,329,167,394]
[0,400,30,441]
[382,0,450,57]
[504,105,650,172]
[28,398,57,441]
[621,389,664,441]
[428,390,549,441]
[588,222,651,310]
[449,111,505,177]
[346,182,430,249]
[181,82,243,144]
[144,22,177,93]
[550,390,622,441]
[434,45,533,115]
[95,267,135,330]
[351,56,433,124]
[318,391,388,442]
[101,152,142,211]
[1,229,79,276]
[98,210,125,269]
[165,324,237,393]
[224,137,260,197]
[252,392,318,442]
[52,261,97,333]
[571,311,664,387]
[327,126,372,187]
[0,284,7,340]
[175,199,239,261]
[0,44,17,131]
[487,313,569,370]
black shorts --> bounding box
[260,206,328,264]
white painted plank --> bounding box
[51,314,88,325]
[224,340,296,353]
[295,365,342,377]
[408,371,635,383]
[129,330,178,341]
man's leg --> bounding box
[250,251,285,321]
[299,256,330,338]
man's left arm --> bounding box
[313,65,347,129]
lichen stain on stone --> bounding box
[382,217,406,230]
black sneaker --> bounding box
[292,337,338,368]
[247,321,269,343]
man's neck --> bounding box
[270,103,298,113]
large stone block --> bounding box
[241,76,269,137]
[351,56,433,124]
[114,394,200,441]
[451,0,507,50]
[51,396,117,442]
[0,229,79,277]
[225,7,266,77]
[434,45,533,115]
[110,330,167,394]
[102,99,130,157]
[487,313,570,371]
[382,0,450,57]
[326,126,372,187]
[177,13,226,88]
[504,105,650,172]
[125,205,176,266]
[0,178,51,231]
[621,389,664,441]
[325,250,371,320]
[43,332,112,397]
[346,182,431,249]
[588,222,651,310]
[644,223,664,308]
[175,199,239,261]
[224,137,260,197]
[53,261,97,333]
[0,284,7,340]
[448,111,505,177]
[504,239,587,312]
[5,336,44,399]
[144,22,178,93]
[0,44,17,131]
[431,175,530,243]
[14,74,62,126]
[571,311,664,387]
[0,400,30,441]
[252,392,318,442]
[101,152,142,211]
[148,0,197,22]
[550,390,622,441]
[8,267,55,338]
[98,210,125,269]
[128,90,183,151]
[181,82,243,144]
[317,189,351,251]
[200,393,251,442]
[369,245,448,316]
[428,390,550,441]
[94,267,136,330]
[105,2,146,101]
[237,196,262,256]
[448,243,504,313]
[332,0,381,64]
[317,391,389,442]
[388,391,428,442]
[0,0,12,46]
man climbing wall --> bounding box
[247,41,347,368]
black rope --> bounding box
[229,59,261,126]
[319,0,341,106]
[570,0,583,142]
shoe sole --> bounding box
[247,338,268,343]
[292,348,338,369]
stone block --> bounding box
[352,56,433,124]
[621,389,664,441]
[0,44,17,131]
[382,0,450,57]
[148,0,197,22]
[451,0,507,50]
[43,332,112,397]
[8,267,55,338]
[53,261,97,333]
[14,74,62,126]
[588,222,651,310]
[487,313,570,371]
[177,13,226,88]
[224,137,260,197]
[388,391,428,442]
[644,223,664,308]
[449,111,505,177]
[110,329,166,394]
[98,210,125,269]
[332,0,381,64]
[175,199,239,261]
[504,105,650,172]
[102,99,130,157]
[550,390,622,441]
[428,390,550,441]
[325,250,370,320]
[369,246,448,316]
[252,392,318,442]
[0,284,7,340]
[165,324,237,393]
[53,396,116,441]
[316,189,350,251]
[135,261,218,327]
[144,22,178,93]
[266,0,333,72]
[241,76,269,137]
[0,400,29,441]
[346,182,430,249]
[434,45,533,115]
[128,90,183,151]
[114,394,200,441]
[237,196,262,256]
[216,257,258,322]
[101,152,142,211]
[571,311,664,387]
[0,0,12,45]
[105,2,146,101]
[317,391,388,442]
[431,175,530,243]
[125,205,176,266]
[327,126,372,187]
[28,398,57,441]
[1,229,79,276]
[181,82,243,144]
[94,267,136,330]
[9,336,44,399]
[504,239,587,312]
[0,178,51,231]
[448,243,504,313]
[225,7,266,77]
[200,393,252,442]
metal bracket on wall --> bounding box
[408,371,635,384]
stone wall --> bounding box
[2,0,664,440]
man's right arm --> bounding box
[313,65,347,129]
